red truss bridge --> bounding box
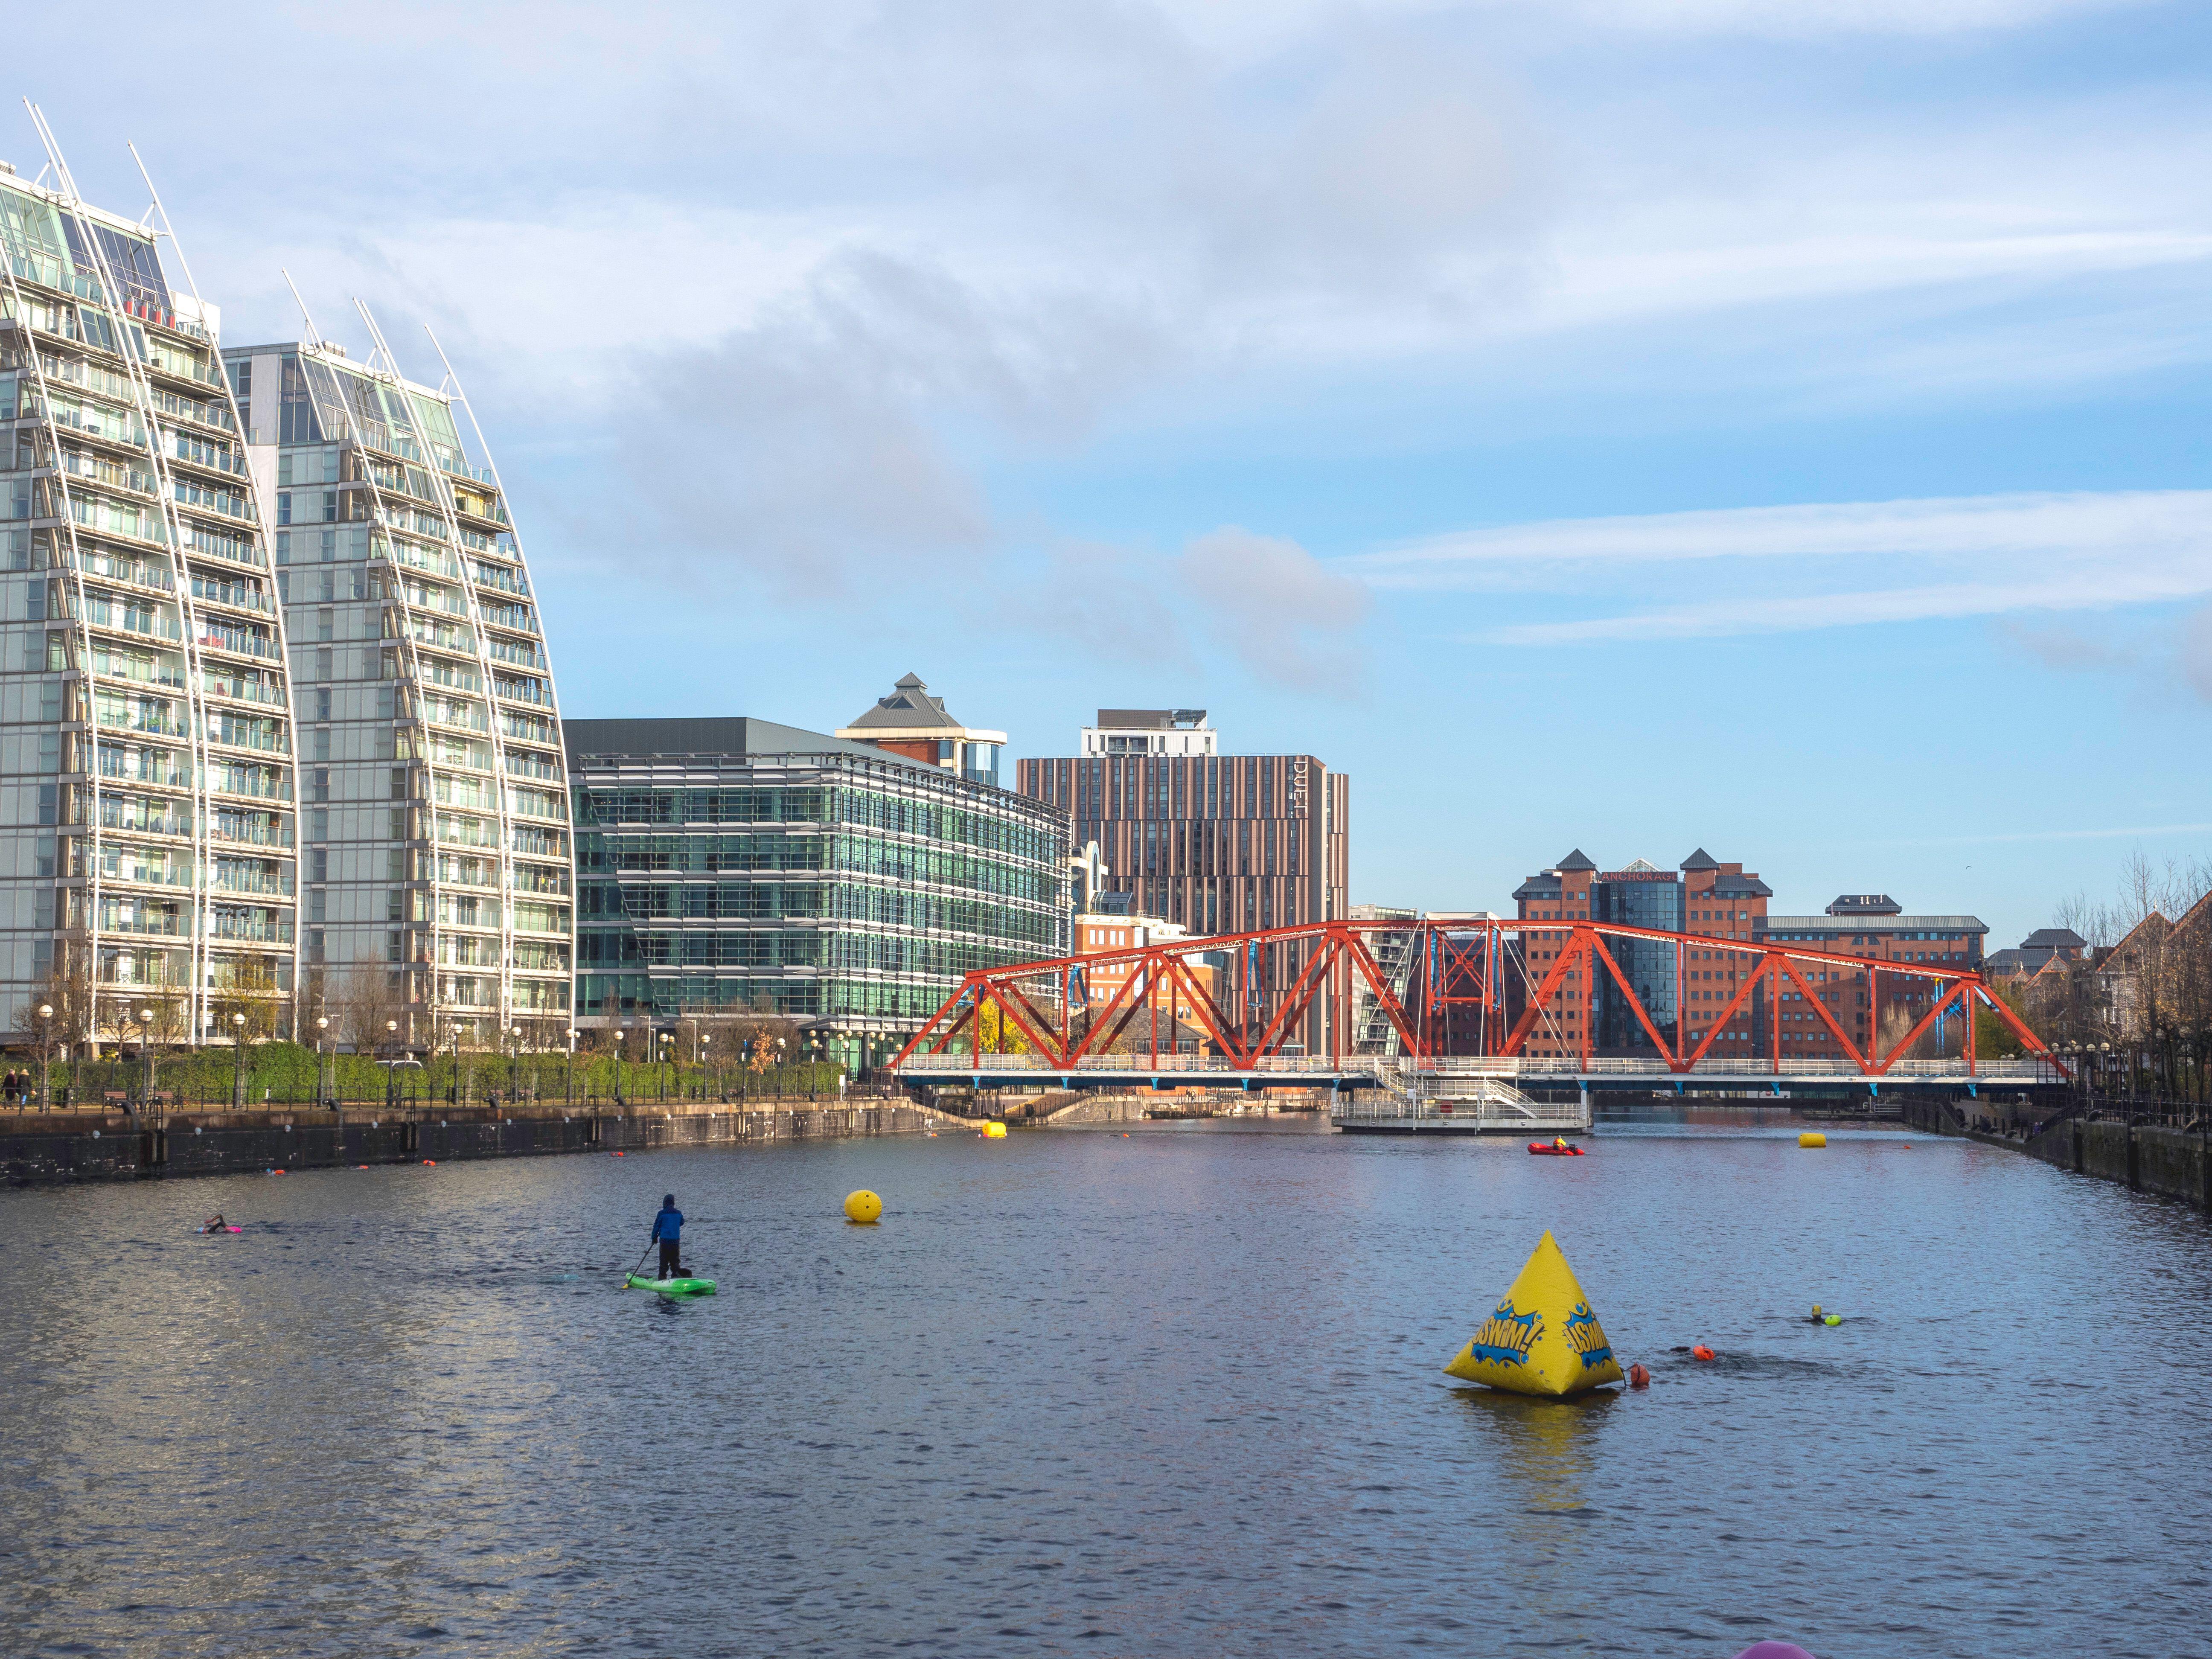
[888,917,2067,1094]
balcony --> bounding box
[209,917,295,945]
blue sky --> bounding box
[16,0,2211,943]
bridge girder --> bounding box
[888,917,2066,1081]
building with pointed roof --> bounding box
[836,672,1006,787]
[1508,848,1773,1058]
[1986,926,2087,979]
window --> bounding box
[276,492,291,526]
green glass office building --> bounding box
[568,718,1068,1068]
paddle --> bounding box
[625,1241,655,1285]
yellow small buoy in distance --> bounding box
[843,1189,882,1225]
[1799,1131,1826,1148]
[1824,1314,1842,1326]
[984,1121,1007,1139]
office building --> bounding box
[0,143,298,1039]
[1512,849,1773,1058]
[836,672,1004,786]
[1082,708,1218,758]
[1016,710,1348,1051]
[224,325,571,1043]
[1985,927,2087,980]
[1757,894,1988,1059]
[568,716,1069,1071]
[1510,849,1988,1061]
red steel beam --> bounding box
[890,916,2068,1077]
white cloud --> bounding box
[1354,491,2212,642]
[1179,527,1372,691]
[1542,0,2147,35]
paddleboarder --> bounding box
[649,1194,684,1280]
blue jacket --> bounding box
[651,1206,684,1242]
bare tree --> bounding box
[21,950,97,1064]
[330,964,410,1053]
[208,956,283,1044]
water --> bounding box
[3,1119,2209,1658]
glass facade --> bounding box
[570,723,1068,1068]
[224,335,571,1044]
[0,155,298,1038]
[1594,873,1682,1054]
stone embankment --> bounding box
[1,1097,972,1187]
[1902,1096,2211,1210]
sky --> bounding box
[14,0,2212,943]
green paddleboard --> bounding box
[626,1272,717,1297]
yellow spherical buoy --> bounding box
[1823,1313,1842,1326]
[984,1121,1007,1139]
[1799,1131,1827,1148]
[843,1189,882,1225]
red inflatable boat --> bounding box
[1527,1141,1587,1156]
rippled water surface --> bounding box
[4,1118,2210,1657]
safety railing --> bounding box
[891,1051,2055,1080]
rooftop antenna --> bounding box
[279,268,324,350]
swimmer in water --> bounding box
[202,1214,227,1233]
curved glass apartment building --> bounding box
[224,329,571,1044]
[568,718,1068,1070]
[0,140,298,1038]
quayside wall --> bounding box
[1,1099,967,1187]
[1902,1097,2212,1211]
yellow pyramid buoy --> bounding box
[843,1189,882,1224]
[1444,1231,1625,1397]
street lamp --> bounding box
[509,1024,522,1102]
[230,1010,247,1109]
[658,1030,673,1101]
[315,1014,332,1107]
[35,1002,52,1111]
[137,1005,156,1108]
[700,1032,713,1100]
[386,1019,401,1109]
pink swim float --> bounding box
[1733,1644,1817,1659]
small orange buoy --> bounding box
[1628,1363,1650,1389]
[422,1159,436,1167]
[1691,1344,1715,1362]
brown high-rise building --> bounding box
[1016,710,1349,1047]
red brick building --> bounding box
[1508,849,1985,1062]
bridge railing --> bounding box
[890,1052,2055,1080]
